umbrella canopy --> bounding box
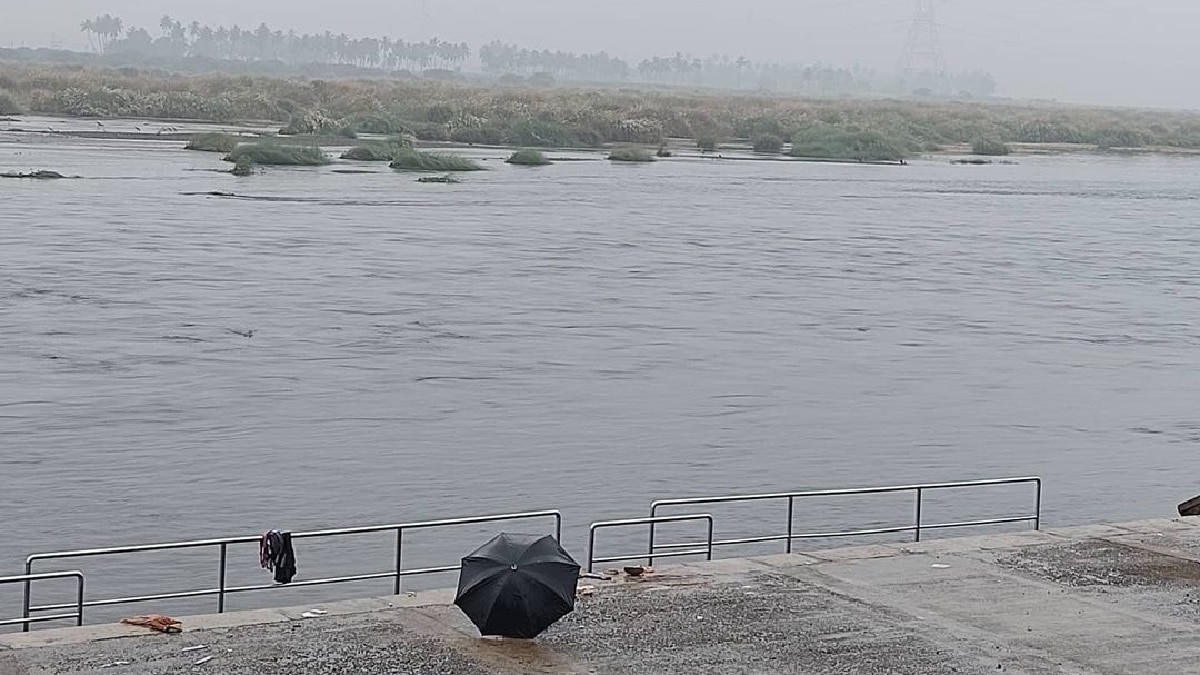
[454,532,580,639]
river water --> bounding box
[2,120,1199,622]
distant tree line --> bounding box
[83,15,470,70]
[76,15,997,98]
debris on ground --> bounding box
[120,614,182,633]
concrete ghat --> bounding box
[4,519,1200,674]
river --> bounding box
[2,119,1198,622]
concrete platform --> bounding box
[5,519,1200,674]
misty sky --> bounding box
[5,0,1200,109]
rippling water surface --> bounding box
[2,122,1199,619]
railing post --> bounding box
[1034,479,1042,531]
[394,528,404,595]
[587,526,597,573]
[647,505,657,567]
[218,543,228,613]
[22,559,32,633]
[705,517,714,561]
[786,496,795,554]
[914,487,924,542]
[76,574,85,627]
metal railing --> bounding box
[1,571,85,629]
[647,476,1041,565]
[22,510,560,631]
[586,514,714,572]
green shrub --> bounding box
[505,148,552,166]
[388,149,483,171]
[697,135,718,152]
[230,156,255,176]
[450,127,506,145]
[340,137,412,161]
[970,137,1010,156]
[608,146,654,162]
[790,126,907,162]
[185,132,240,153]
[0,89,22,115]
[224,142,329,166]
[751,133,784,154]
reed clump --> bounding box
[970,137,1011,156]
[185,132,240,152]
[224,142,329,166]
[505,148,552,166]
[0,89,22,115]
[388,149,483,171]
[608,146,654,162]
[339,137,413,161]
[789,126,908,162]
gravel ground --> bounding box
[996,539,1200,588]
[541,571,998,675]
[0,613,495,675]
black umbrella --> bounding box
[454,532,580,638]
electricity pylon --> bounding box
[898,0,948,92]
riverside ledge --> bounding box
[4,518,1200,674]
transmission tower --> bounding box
[898,0,948,92]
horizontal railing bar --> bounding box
[651,477,1040,509]
[33,588,220,612]
[591,549,712,565]
[225,573,396,595]
[27,510,562,564]
[918,516,1037,531]
[790,525,917,539]
[652,534,794,551]
[0,571,84,585]
[587,513,714,572]
[30,564,469,613]
[398,564,459,577]
[0,613,80,627]
[590,514,713,528]
[652,517,1036,554]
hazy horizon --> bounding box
[5,0,1200,110]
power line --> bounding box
[898,0,948,90]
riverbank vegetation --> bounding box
[224,142,328,166]
[340,137,413,161]
[388,149,483,171]
[184,132,239,152]
[970,137,1011,156]
[609,146,654,162]
[0,90,22,115]
[5,65,1200,158]
[505,148,552,166]
[789,125,907,162]
[751,134,784,154]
